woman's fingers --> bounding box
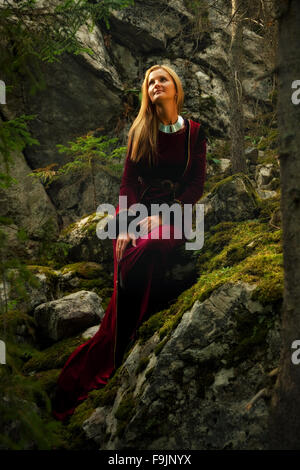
[120,239,128,261]
[129,233,137,247]
[117,233,136,262]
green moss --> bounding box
[60,221,78,238]
[257,194,281,224]
[0,363,67,449]
[154,337,169,356]
[60,261,105,279]
[250,270,283,305]
[27,265,59,282]
[224,307,274,367]
[137,308,170,344]
[61,365,124,449]
[137,219,283,350]
[0,310,37,346]
[4,338,38,372]
[35,369,61,396]
[202,173,225,197]
[114,391,136,438]
[257,129,278,151]
[88,367,123,408]
[23,334,85,373]
[135,356,150,375]
[64,399,97,450]
[62,366,131,447]
[59,213,107,240]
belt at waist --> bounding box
[138,176,181,194]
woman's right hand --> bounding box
[116,232,137,263]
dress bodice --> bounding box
[135,119,189,182]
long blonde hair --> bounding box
[127,64,184,167]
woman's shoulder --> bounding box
[188,119,206,143]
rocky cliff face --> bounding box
[82,282,280,450]
[1,0,273,234]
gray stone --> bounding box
[201,174,259,231]
[0,127,59,260]
[82,281,278,450]
[255,163,280,190]
[34,290,104,342]
[82,325,99,340]
[58,212,115,270]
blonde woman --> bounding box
[52,64,206,422]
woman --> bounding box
[52,64,206,422]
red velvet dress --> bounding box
[52,119,206,422]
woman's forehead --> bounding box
[148,68,170,81]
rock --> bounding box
[201,174,260,231]
[24,267,60,312]
[256,189,278,200]
[82,281,279,450]
[164,243,198,296]
[255,163,280,190]
[82,325,99,340]
[245,147,258,164]
[270,207,282,228]
[218,158,231,173]
[58,213,115,271]
[207,158,231,178]
[34,290,104,342]
[0,124,59,261]
[82,406,107,445]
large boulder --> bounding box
[34,290,104,343]
[201,174,260,231]
[81,281,280,450]
[0,140,59,260]
[57,213,115,271]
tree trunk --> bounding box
[228,0,247,173]
[268,0,300,450]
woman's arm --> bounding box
[175,133,206,207]
[115,152,141,238]
[119,153,141,210]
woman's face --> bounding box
[147,68,177,105]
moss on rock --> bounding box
[60,261,105,279]
[114,391,136,438]
[0,310,37,344]
[62,365,124,449]
[136,356,150,375]
[137,219,283,350]
[22,334,85,373]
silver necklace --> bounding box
[159,115,184,133]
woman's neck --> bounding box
[155,103,178,125]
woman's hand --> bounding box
[116,232,137,263]
[138,214,162,237]
[116,215,162,263]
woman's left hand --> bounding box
[137,214,162,237]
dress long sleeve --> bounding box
[175,135,206,206]
[114,152,141,237]
[119,153,141,211]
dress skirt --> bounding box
[51,220,186,422]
